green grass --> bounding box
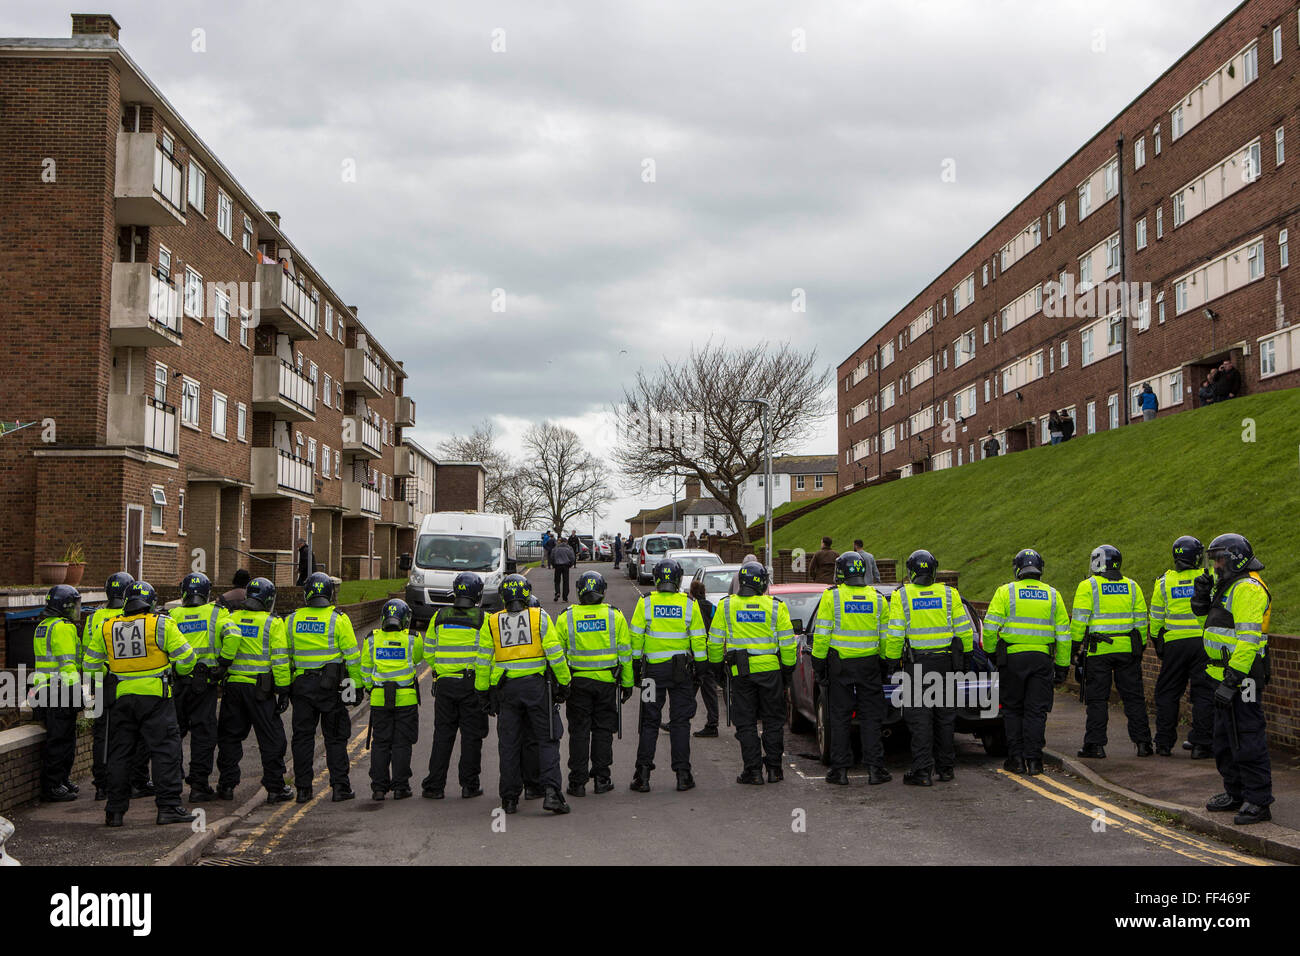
[337,577,406,604]
[768,388,1298,633]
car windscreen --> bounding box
[646,537,684,554]
[775,591,826,633]
[675,554,722,579]
[415,534,501,572]
[701,568,736,593]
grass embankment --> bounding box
[337,578,406,604]
[767,389,1298,632]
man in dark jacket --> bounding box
[613,533,623,570]
[295,538,312,587]
[1212,359,1241,402]
[1059,411,1075,441]
[219,569,251,610]
[551,539,576,602]
[982,428,1001,458]
[807,537,839,584]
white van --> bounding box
[627,532,687,584]
[404,512,517,627]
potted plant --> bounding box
[37,560,68,586]
[62,542,86,587]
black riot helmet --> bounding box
[906,550,937,587]
[244,577,277,614]
[303,572,335,608]
[1172,536,1204,571]
[835,552,867,586]
[380,599,413,632]
[576,570,608,605]
[1013,549,1044,580]
[1207,533,1263,582]
[1089,545,1123,578]
[122,581,158,616]
[180,572,211,607]
[105,571,135,610]
[737,561,769,597]
[499,574,532,612]
[653,559,683,593]
[452,572,484,609]
[44,584,82,623]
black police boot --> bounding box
[1155,745,1173,757]
[736,768,764,785]
[266,785,294,804]
[502,797,518,814]
[1135,742,1154,757]
[693,726,718,738]
[825,768,849,785]
[156,805,197,826]
[566,781,587,798]
[902,769,933,787]
[331,784,355,803]
[371,789,386,801]
[62,778,80,794]
[868,765,893,785]
[935,767,955,782]
[190,784,217,802]
[105,811,125,828]
[131,781,156,799]
[1233,803,1272,825]
[461,783,484,798]
[1205,792,1244,813]
[217,786,235,801]
[423,787,445,799]
[40,784,77,803]
[1190,744,1213,760]
[593,776,614,794]
[766,766,784,783]
[295,787,312,804]
[524,785,545,800]
[1003,756,1027,774]
[676,770,696,791]
[1077,744,1106,759]
[543,787,571,814]
[1025,758,1044,776]
[393,787,412,800]
[629,766,651,792]
[94,786,108,801]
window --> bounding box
[1277,126,1286,166]
[1135,136,1146,169]
[1157,291,1165,324]
[1248,241,1263,280]
[334,450,340,476]
[308,438,317,472]
[1060,340,1068,367]
[1086,401,1096,435]
[880,341,894,368]
[325,304,334,336]
[954,329,976,367]
[1106,235,1120,277]
[150,487,166,532]
[214,289,230,339]
[184,267,203,318]
[982,321,989,345]
[982,264,988,287]
[1260,338,1277,376]
[217,190,233,239]
[1156,206,1163,239]
[1136,296,1150,332]
[880,382,895,410]
[236,402,247,442]
[187,160,206,212]
[309,362,319,401]
[1108,394,1119,430]
[1281,229,1289,268]
[1136,217,1147,250]
[321,445,331,478]
[881,426,896,453]
[242,214,254,253]
[181,377,200,427]
[1173,192,1186,227]
[239,308,250,347]
[814,475,824,491]
[1057,201,1066,229]
[153,362,167,402]
[1175,279,1188,314]
[1246,141,1261,182]
[795,475,805,491]
[1244,43,1258,84]
[158,244,172,280]
[178,491,185,534]
[1078,182,1091,220]
[954,384,977,419]
[1154,122,1161,156]
[1081,327,1095,366]
[323,373,333,407]
[1273,25,1282,64]
[983,379,991,403]
[1172,105,1184,140]
[336,383,343,407]
[1079,255,1092,291]
[211,391,228,438]
[1104,159,1118,200]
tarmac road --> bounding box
[201,564,1268,867]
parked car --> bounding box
[577,534,595,561]
[755,581,1001,764]
[692,562,741,606]
[663,549,723,591]
[595,540,613,560]
[628,533,686,584]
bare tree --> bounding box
[436,419,515,514]
[520,422,613,534]
[494,467,547,529]
[611,340,829,546]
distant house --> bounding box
[625,479,737,540]
[737,455,838,522]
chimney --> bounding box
[684,478,701,499]
[348,306,358,316]
[265,210,280,228]
[71,14,121,39]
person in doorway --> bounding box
[1049,411,1064,445]
[1059,410,1075,442]
[295,538,312,587]
[983,428,1001,458]
[1199,374,1216,407]
[1212,358,1241,402]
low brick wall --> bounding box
[0,719,94,816]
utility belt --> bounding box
[293,659,345,691]
[906,638,965,669]
[176,660,220,691]
[1216,647,1271,685]
[723,648,775,678]
[994,640,1052,667]
[376,678,420,709]
[436,668,475,681]
[1082,632,1118,654]
[111,668,173,699]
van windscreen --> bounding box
[416,534,501,572]
[646,537,684,554]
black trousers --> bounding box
[697,665,719,730]
[423,673,488,791]
[902,655,956,773]
[1083,652,1151,747]
[566,675,618,786]
[291,669,352,789]
[106,694,184,814]
[496,675,561,800]
[1153,638,1214,749]
[635,660,696,772]
[827,655,885,770]
[370,704,419,791]
[999,651,1055,761]
[216,681,288,792]
[553,565,571,600]
[1214,660,1272,806]
[37,702,79,794]
[731,670,786,773]
[176,677,220,787]
[92,674,150,790]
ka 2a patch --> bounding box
[652,605,683,619]
[1100,583,1130,595]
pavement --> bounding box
[6,565,1296,865]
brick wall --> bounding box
[0,721,95,816]
[434,465,485,511]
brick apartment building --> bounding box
[0,13,456,589]
[838,0,1300,489]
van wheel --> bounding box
[980,729,1008,757]
[815,693,832,765]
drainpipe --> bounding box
[1116,136,1131,421]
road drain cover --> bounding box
[197,856,258,866]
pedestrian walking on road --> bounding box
[421,572,489,799]
[551,538,576,602]
[542,531,554,569]
[613,533,623,570]
[1150,537,1213,758]
[362,599,421,801]
[808,536,839,584]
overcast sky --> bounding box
[7,1,1241,532]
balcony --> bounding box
[342,480,381,519]
[114,132,187,226]
[106,394,178,462]
[255,263,318,340]
[109,262,183,348]
[251,447,314,500]
[344,348,382,398]
[395,395,415,427]
[392,446,415,479]
[342,415,382,459]
[252,356,315,421]
[391,500,415,527]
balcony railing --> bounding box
[108,392,178,461]
[343,415,382,458]
[252,356,315,421]
[148,269,182,334]
[276,449,314,496]
[344,348,382,398]
[255,263,319,339]
[114,132,186,226]
[152,147,184,212]
[276,359,314,416]
[144,397,178,456]
[395,395,415,427]
[110,262,182,347]
[343,480,381,518]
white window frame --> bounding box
[211,390,228,439]
[1156,206,1163,239]
[814,474,824,491]
[1281,229,1289,269]
[1107,394,1119,430]
[795,475,805,491]
[236,402,248,442]
[217,190,233,240]
[1277,126,1285,167]
[1086,401,1096,435]
[238,308,250,348]
[180,377,200,428]
[1135,136,1146,169]
[153,362,168,403]
[1060,339,1068,367]
[213,288,230,340]
[184,267,203,319]
[150,486,167,533]
[323,373,333,407]
[242,214,254,254]
[178,490,185,535]
[187,160,206,213]
[1136,217,1147,250]
[1057,201,1066,229]
[1274,25,1282,64]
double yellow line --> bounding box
[998,769,1270,866]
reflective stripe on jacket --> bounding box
[706,594,796,675]
[884,584,974,659]
[630,591,706,663]
[981,580,1071,665]
[1069,576,1148,656]
[811,585,882,659]
[553,603,633,685]
[1148,569,1206,643]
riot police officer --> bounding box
[422,572,490,799]
[29,585,83,802]
[363,599,422,800]
[1150,536,1212,757]
[84,572,151,800]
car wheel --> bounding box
[788,689,812,733]
[980,728,1008,757]
[815,692,832,765]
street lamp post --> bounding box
[740,397,773,575]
